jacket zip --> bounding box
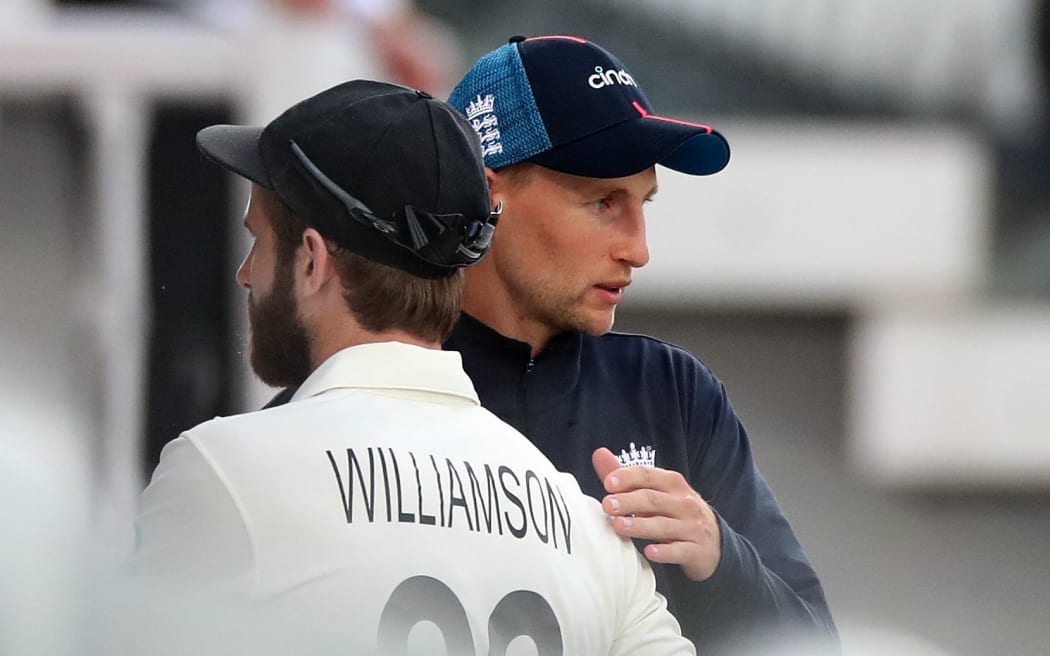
[520,356,536,438]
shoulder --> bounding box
[590,330,704,365]
[585,331,722,390]
[181,398,331,444]
[582,332,738,446]
[162,404,307,479]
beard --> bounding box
[504,269,617,338]
[247,259,313,389]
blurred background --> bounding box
[2,0,1049,654]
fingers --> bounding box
[593,448,692,495]
[606,507,714,540]
[591,447,623,492]
[592,453,722,581]
[642,541,718,578]
[618,466,687,494]
[606,510,721,581]
[602,491,707,528]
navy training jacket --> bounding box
[445,313,837,651]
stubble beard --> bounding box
[246,259,313,389]
[517,275,616,339]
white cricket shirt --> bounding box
[133,342,693,655]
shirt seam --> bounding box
[184,433,263,592]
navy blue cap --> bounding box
[197,80,497,279]
[448,35,730,178]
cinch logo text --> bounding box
[588,65,637,89]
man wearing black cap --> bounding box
[132,80,695,655]
[444,36,837,650]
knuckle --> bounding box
[639,467,654,485]
[684,493,709,518]
[667,470,687,488]
[683,493,704,516]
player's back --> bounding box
[136,382,692,655]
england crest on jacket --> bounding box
[616,442,655,468]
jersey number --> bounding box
[377,575,563,655]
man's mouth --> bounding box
[596,280,630,293]
[594,281,630,303]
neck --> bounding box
[303,282,441,369]
[462,266,555,357]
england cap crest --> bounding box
[449,35,730,178]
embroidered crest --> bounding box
[465,94,503,158]
[615,442,655,468]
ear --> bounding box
[484,167,503,205]
[297,227,337,297]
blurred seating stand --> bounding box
[2,1,1046,553]
[602,0,1050,493]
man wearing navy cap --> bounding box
[132,80,696,655]
[445,35,837,650]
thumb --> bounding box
[591,447,623,492]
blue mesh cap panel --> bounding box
[448,43,551,169]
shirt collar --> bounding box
[290,341,480,405]
[449,312,578,358]
[445,314,584,410]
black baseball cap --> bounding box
[197,80,497,279]
[448,35,730,178]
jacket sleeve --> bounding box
[678,369,838,649]
[131,434,253,586]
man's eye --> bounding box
[594,198,612,210]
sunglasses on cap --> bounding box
[290,139,501,269]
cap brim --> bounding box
[528,116,730,178]
[196,124,273,188]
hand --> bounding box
[592,447,722,581]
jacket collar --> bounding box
[449,312,579,359]
[445,314,583,407]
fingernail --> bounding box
[609,498,620,511]
[608,475,620,489]
[621,516,632,528]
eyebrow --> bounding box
[581,180,654,194]
[605,183,660,202]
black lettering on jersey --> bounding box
[410,451,437,526]
[326,448,377,523]
[499,465,527,539]
[429,455,446,527]
[465,462,502,536]
[445,459,474,531]
[377,447,393,522]
[525,470,549,545]
[390,447,415,523]
[547,479,572,555]
[327,447,573,555]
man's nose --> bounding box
[614,208,650,268]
